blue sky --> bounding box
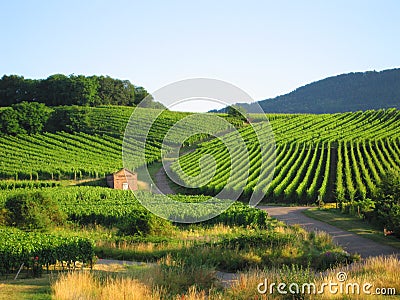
[1,0,399,111]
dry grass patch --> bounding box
[227,255,400,299]
[52,271,162,300]
[51,255,400,299]
[316,255,400,299]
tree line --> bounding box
[0,74,163,108]
[0,102,93,135]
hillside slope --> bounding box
[172,109,400,202]
[0,106,236,179]
[239,68,400,113]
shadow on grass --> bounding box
[303,208,400,249]
[0,276,52,300]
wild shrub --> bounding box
[116,210,174,237]
[373,168,400,234]
[4,191,66,230]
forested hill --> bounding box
[0,74,164,108]
[237,68,400,113]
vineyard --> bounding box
[1,107,399,203]
[0,186,268,228]
[0,185,271,278]
[172,109,400,203]
[0,227,95,276]
[0,106,235,180]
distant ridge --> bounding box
[224,68,400,114]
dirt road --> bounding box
[259,206,400,258]
[153,161,175,194]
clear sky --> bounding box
[1,0,400,112]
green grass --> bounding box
[303,208,400,249]
[93,222,358,272]
[0,219,362,299]
[0,276,52,300]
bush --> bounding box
[217,231,291,250]
[5,191,66,230]
[0,102,51,135]
[203,202,269,228]
[0,228,95,276]
[226,105,247,121]
[373,169,400,235]
[155,254,217,295]
[0,208,8,226]
[116,210,174,236]
[45,106,91,133]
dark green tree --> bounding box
[226,105,247,121]
[134,86,150,105]
[0,75,38,105]
[38,74,73,105]
[0,107,23,134]
[373,169,400,235]
[97,76,135,106]
[46,106,91,133]
[71,75,101,106]
[12,101,51,134]
[0,73,160,107]
[5,191,66,230]
[97,76,115,105]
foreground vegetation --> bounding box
[2,255,397,299]
[96,223,356,272]
[0,220,362,299]
[5,255,386,299]
[0,187,356,277]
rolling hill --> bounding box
[235,68,400,113]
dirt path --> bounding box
[97,259,152,266]
[258,206,400,258]
[96,259,238,287]
[153,146,199,195]
[153,161,176,195]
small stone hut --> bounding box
[106,168,138,190]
